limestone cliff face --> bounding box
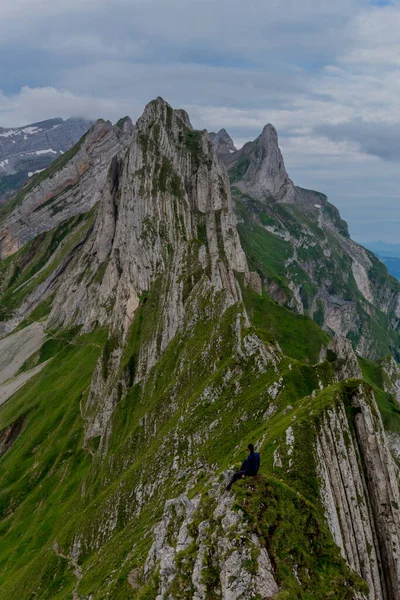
[381,356,400,405]
[0,117,133,258]
[44,98,248,441]
[316,386,400,600]
[223,126,400,360]
[224,124,294,201]
[48,98,247,334]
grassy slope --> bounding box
[241,283,329,364]
[0,328,107,598]
[359,355,400,434]
[0,207,96,321]
[234,188,400,360]
[0,271,375,599]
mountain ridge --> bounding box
[0,117,93,205]
[0,116,133,263]
[0,97,399,599]
[216,124,400,360]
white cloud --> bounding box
[0,0,398,241]
[0,86,138,127]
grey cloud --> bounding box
[0,0,399,243]
[316,119,400,161]
[59,61,311,112]
[0,61,313,128]
[0,0,362,92]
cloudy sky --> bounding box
[0,0,399,243]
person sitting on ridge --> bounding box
[226,443,260,491]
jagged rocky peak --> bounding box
[45,97,250,441]
[0,116,133,258]
[224,121,295,201]
[47,96,248,338]
[136,97,193,132]
[209,128,237,155]
[173,107,193,129]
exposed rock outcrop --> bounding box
[0,415,24,458]
[316,385,400,600]
[319,336,362,380]
[0,322,44,384]
[0,117,133,258]
[224,123,295,202]
[145,489,279,600]
[380,356,400,405]
[209,128,237,155]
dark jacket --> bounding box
[244,451,260,476]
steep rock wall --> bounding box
[315,386,400,600]
[42,98,250,442]
[0,118,133,258]
[49,98,247,335]
[145,489,279,600]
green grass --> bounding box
[0,328,106,597]
[234,193,293,286]
[0,265,392,599]
[359,356,400,433]
[242,283,329,363]
[234,476,368,599]
[229,155,250,182]
[0,209,95,321]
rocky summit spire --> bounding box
[209,128,237,155]
[224,122,294,201]
[40,96,251,442]
[48,97,247,331]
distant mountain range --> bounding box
[364,241,400,280]
[0,117,92,204]
[365,240,400,256]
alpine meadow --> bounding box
[0,96,399,600]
